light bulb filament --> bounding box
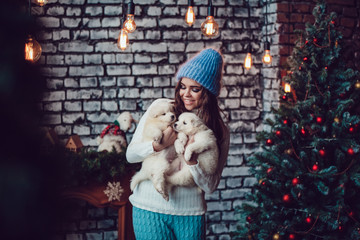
[284,83,291,93]
[25,36,42,62]
[185,6,195,26]
[262,50,272,64]
[244,53,252,70]
[25,42,34,61]
[124,14,136,33]
[37,0,47,6]
[206,22,214,35]
[117,29,129,51]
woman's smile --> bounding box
[179,77,203,111]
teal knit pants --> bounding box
[132,207,205,240]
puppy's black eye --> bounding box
[183,121,187,125]
[162,113,166,115]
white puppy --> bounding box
[97,111,134,153]
[130,99,177,200]
[167,112,219,187]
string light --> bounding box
[284,83,291,93]
[117,19,129,51]
[25,35,42,62]
[185,0,195,26]
[25,0,42,62]
[262,41,272,64]
[262,0,272,64]
[123,0,136,33]
[36,0,48,6]
[200,0,219,38]
[244,45,252,70]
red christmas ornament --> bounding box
[305,217,312,224]
[340,92,346,99]
[300,127,307,137]
[283,194,291,202]
[319,149,326,157]
[338,224,343,231]
[303,57,308,61]
[266,139,273,146]
[283,119,289,125]
[347,148,354,155]
[267,167,273,174]
[349,211,354,217]
[289,234,296,240]
[282,94,288,101]
[246,216,252,223]
[275,130,281,137]
[292,177,299,186]
[349,126,355,133]
[316,117,323,124]
[325,66,328,70]
[299,66,302,70]
[313,38,318,43]
[331,20,335,24]
[312,163,319,171]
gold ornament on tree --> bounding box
[273,233,280,240]
[355,81,360,89]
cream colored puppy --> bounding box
[167,112,219,187]
[130,99,177,201]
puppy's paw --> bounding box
[174,140,185,154]
[184,149,193,161]
[154,183,169,201]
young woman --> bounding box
[126,48,230,240]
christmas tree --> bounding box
[235,1,360,239]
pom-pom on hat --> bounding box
[176,48,223,96]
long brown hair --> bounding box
[174,81,225,144]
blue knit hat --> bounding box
[176,48,223,96]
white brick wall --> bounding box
[36,0,280,239]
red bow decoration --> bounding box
[100,123,126,139]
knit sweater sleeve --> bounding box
[126,102,153,163]
[188,125,230,194]
[126,98,174,163]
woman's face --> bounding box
[179,77,203,111]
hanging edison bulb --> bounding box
[117,28,129,51]
[25,35,42,62]
[244,45,252,70]
[244,53,252,70]
[185,0,195,26]
[262,41,272,64]
[117,18,129,51]
[284,83,291,93]
[36,0,48,6]
[200,1,219,37]
[123,1,136,33]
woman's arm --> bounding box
[126,98,177,163]
[188,125,230,194]
[126,106,154,163]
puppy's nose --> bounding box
[171,115,175,121]
[174,123,177,128]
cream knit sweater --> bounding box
[126,99,229,216]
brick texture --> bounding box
[34,0,359,239]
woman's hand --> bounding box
[152,126,177,152]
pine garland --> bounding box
[41,146,139,189]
